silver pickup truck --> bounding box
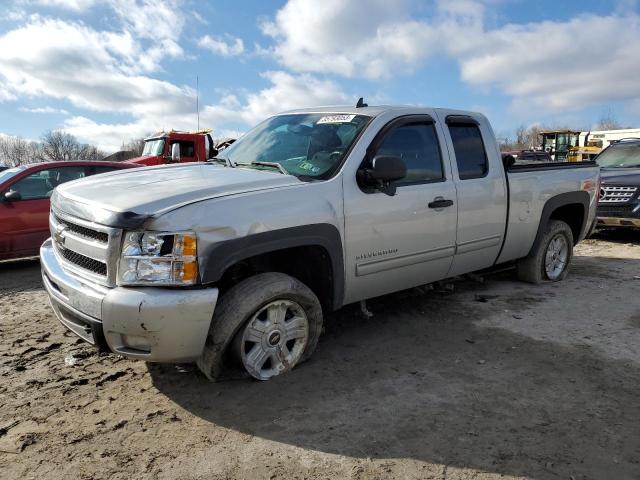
[40,105,599,381]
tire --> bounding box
[197,272,323,381]
[516,220,574,284]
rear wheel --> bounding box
[516,220,574,284]
[197,273,322,381]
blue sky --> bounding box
[1,0,639,151]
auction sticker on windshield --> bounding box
[317,114,356,124]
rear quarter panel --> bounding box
[498,166,599,263]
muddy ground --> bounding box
[1,231,639,480]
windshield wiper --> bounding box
[209,156,235,167]
[249,161,289,175]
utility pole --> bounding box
[196,75,200,131]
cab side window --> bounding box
[170,140,196,159]
[10,167,86,200]
[375,122,444,184]
[448,124,488,180]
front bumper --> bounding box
[596,202,640,228]
[40,238,218,362]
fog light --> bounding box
[121,334,151,353]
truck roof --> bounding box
[279,105,482,118]
[144,129,212,141]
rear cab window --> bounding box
[447,119,489,180]
[170,140,196,159]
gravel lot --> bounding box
[1,232,639,480]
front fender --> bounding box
[199,223,344,308]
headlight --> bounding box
[118,231,198,286]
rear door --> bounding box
[438,112,507,275]
[343,114,458,303]
[1,166,86,257]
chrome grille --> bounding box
[60,249,107,276]
[50,210,122,286]
[54,215,108,243]
[599,185,638,203]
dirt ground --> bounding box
[1,231,639,480]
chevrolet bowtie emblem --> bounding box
[54,224,67,248]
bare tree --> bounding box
[596,109,622,131]
[0,131,105,166]
[0,135,42,167]
[41,130,79,161]
[40,130,104,161]
[505,124,545,151]
[121,138,145,156]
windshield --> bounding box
[0,166,25,184]
[596,142,640,168]
[217,113,371,178]
[142,139,165,156]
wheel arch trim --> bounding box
[199,223,345,309]
[528,191,590,257]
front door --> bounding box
[343,115,458,304]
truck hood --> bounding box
[52,163,302,228]
[600,167,640,186]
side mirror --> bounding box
[3,190,21,202]
[171,143,181,162]
[502,154,516,169]
[358,155,407,196]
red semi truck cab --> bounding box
[127,130,217,166]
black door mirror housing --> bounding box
[3,190,21,202]
[358,155,407,196]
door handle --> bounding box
[428,198,454,209]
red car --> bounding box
[0,161,138,261]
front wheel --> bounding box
[516,220,574,284]
[233,299,311,380]
[197,273,323,381]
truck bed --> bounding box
[497,161,599,264]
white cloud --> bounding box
[19,106,69,114]
[0,5,348,152]
[29,0,98,11]
[0,19,194,117]
[201,70,349,125]
[456,15,640,110]
[62,116,154,152]
[24,0,185,72]
[64,71,349,151]
[259,0,476,79]
[198,34,245,57]
[262,0,640,111]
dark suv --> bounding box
[596,138,640,228]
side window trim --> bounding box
[362,114,446,189]
[446,117,490,181]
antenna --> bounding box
[356,97,368,108]
[196,75,200,131]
